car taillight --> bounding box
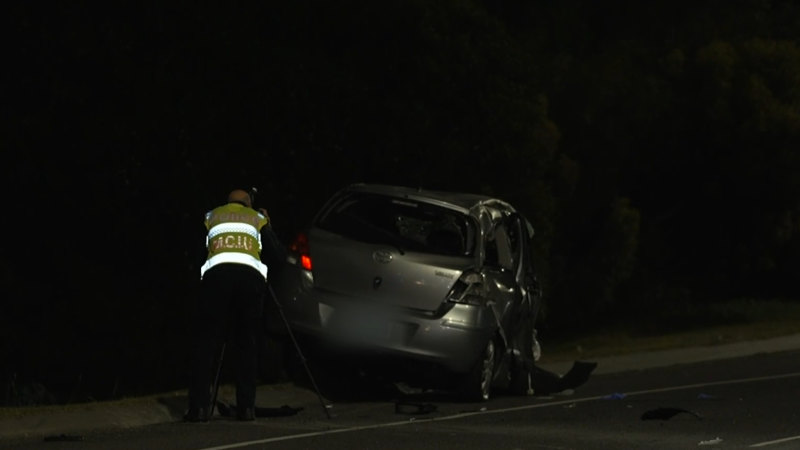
[447,271,486,306]
[289,232,312,271]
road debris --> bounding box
[603,392,627,400]
[533,360,598,395]
[641,407,702,420]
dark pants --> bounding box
[188,264,265,411]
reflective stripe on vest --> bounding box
[200,252,268,280]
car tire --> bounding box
[458,338,496,402]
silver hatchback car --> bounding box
[272,183,542,401]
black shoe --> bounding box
[237,407,255,421]
[183,407,209,423]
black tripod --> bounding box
[267,284,332,419]
[208,288,331,419]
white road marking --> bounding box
[196,371,800,450]
[750,435,800,447]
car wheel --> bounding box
[459,338,496,402]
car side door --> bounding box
[511,213,541,325]
[482,215,523,339]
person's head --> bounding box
[227,189,252,207]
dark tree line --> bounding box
[4,0,800,403]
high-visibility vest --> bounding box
[200,202,269,280]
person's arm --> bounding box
[259,210,288,275]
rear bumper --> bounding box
[271,268,495,374]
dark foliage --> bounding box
[4,0,800,403]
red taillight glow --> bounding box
[290,232,312,271]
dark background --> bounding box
[4,0,800,404]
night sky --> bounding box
[4,1,800,404]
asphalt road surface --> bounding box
[3,347,799,449]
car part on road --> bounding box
[641,407,702,420]
[532,360,598,395]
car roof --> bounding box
[342,183,516,214]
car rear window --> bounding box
[316,192,474,256]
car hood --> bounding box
[309,229,469,312]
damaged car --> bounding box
[271,183,543,401]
